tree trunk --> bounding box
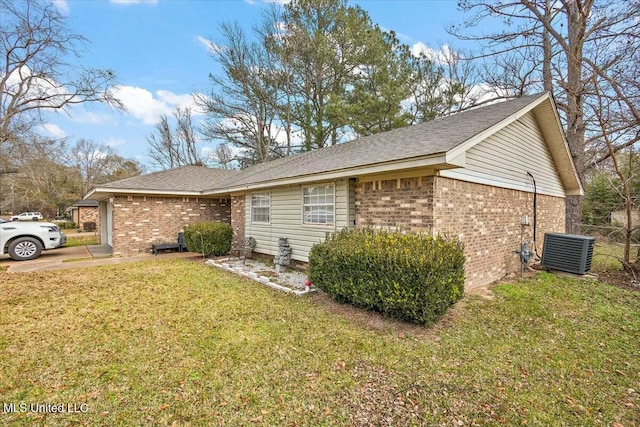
[542,0,553,92]
[563,0,587,235]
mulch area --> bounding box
[593,271,639,291]
[304,267,639,341]
[305,292,468,340]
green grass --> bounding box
[62,256,112,263]
[592,242,639,272]
[0,261,638,425]
[64,235,100,247]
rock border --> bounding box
[205,260,315,296]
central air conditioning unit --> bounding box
[541,233,595,275]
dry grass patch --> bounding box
[64,235,100,248]
[0,261,638,426]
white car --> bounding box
[10,211,43,221]
[0,218,66,261]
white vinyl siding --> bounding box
[245,180,350,262]
[440,111,565,197]
[251,193,270,223]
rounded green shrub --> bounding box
[309,229,465,325]
[184,221,233,257]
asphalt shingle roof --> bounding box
[99,165,239,192]
[95,94,547,194]
[72,200,99,207]
[214,93,545,189]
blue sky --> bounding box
[44,0,466,169]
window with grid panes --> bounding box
[251,193,270,223]
[302,185,334,225]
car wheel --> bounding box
[11,218,18,221]
[32,217,38,221]
[8,237,43,261]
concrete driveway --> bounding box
[0,245,200,273]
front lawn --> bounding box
[0,260,638,425]
[64,234,100,248]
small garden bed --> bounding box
[207,256,311,295]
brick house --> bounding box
[70,200,100,231]
[86,92,582,289]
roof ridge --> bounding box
[91,93,550,196]
[211,93,548,190]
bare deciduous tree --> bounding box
[67,138,128,196]
[210,143,235,170]
[147,107,205,169]
[451,0,640,234]
[196,22,282,167]
[10,137,75,216]
[0,0,121,146]
[591,81,640,276]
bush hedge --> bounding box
[308,229,465,325]
[184,221,233,257]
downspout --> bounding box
[526,172,541,259]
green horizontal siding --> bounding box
[245,180,350,262]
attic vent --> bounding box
[541,233,595,275]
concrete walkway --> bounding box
[1,245,201,273]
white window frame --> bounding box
[302,184,335,226]
[251,193,271,223]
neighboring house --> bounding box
[71,200,100,231]
[611,209,640,227]
[86,92,582,289]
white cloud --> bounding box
[201,143,242,164]
[40,123,67,138]
[196,36,221,55]
[68,109,112,125]
[411,43,457,65]
[245,0,291,4]
[110,0,158,4]
[51,0,69,13]
[380,26,412,43]
[467,83,514,106]
[156,90,192,106]
[3,65,68,109]
[113,85,203,125]
[104,138,127,148]
[113,86,171,125]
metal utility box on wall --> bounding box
[542,233,595,275]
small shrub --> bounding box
[309,229,465,325]
[60,221,76,229]
[83,221,96,232]
[184,222,233,257]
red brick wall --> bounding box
[432,177,565,288]
[355,176,434,232]
[354,175,566,289]
[230,195,245,250]
[112,195,230,256]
